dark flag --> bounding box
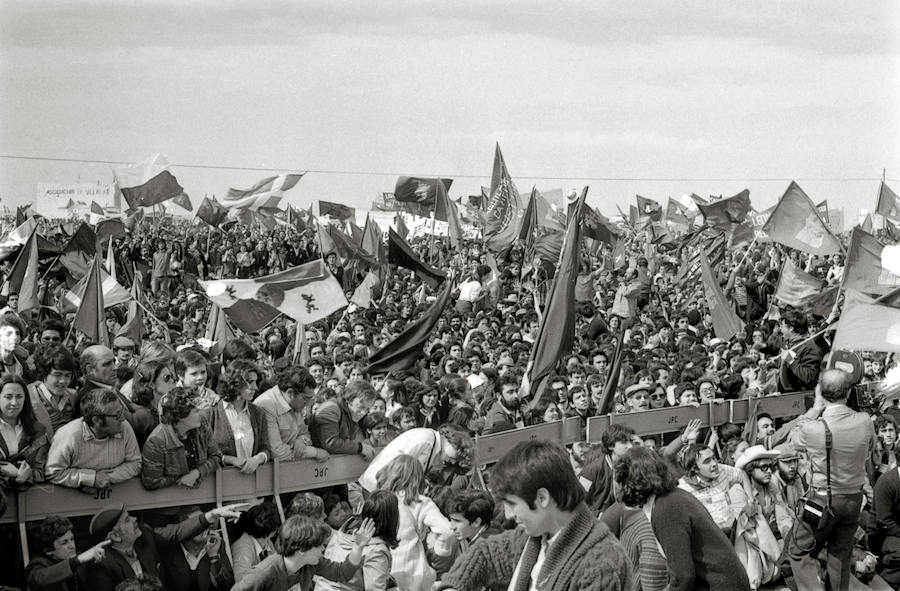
[286,205,307,233]
[362,215,385,263]
[394,177,453,209]
[365,280,453,373]
[861,213,874,233]
[171,193,193,210]
[595,331,626,415]
[484,143,523,252]
[319,200,356,222]
[64,223,98,256]
[582,204,619,246]
[635,195,662,222]
[387,228,447,288]
[887,218,900,242]
[434,179,464,249]
[73,254,110,347]
[876,181,900,220]
[124,208,145,234]
[844,227,900,295]
[95,219,127,245]
[518,188,539,248]
[699,249,743,340]
[15,205,29,226]
[328,225,378,266]
[90,201,105,215]
[196,197,228,227]
[695,189,752,231]
[815,199,829,223]
[666,197,690,225]
[762,181,842,255]
[524,187,588,397]
[394,213,409,240]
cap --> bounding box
[112,336,135,349]
[625,383,651,397]
[773,442,800,460]
[735,445,781,471]
[708,338,727,349]
[90,503,125,539]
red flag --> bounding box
[434,179,464,249]
[876,181,900,220]
[635,195,662,222]
[6,230,39,312]
[73,254,110,347]
[90,201,105,215]
[362,215,385,263]
[832,302,900,353]
[861,213,874,233]
[394,213,409,240]
[171,193,193,210]
[774,258,822,307]
[196,197,228,227]
[762,181,842,255]
[844,227,900,295]
[116,278,144,349]
[696,189,751,231]
[699,249,743,340]
[203,302,234,360]
[484,143,522,252]
[666,197,690,225]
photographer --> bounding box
[786,369,876,590]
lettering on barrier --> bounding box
[94,489,111,500]
[314,466,328,479]
[667,415,679,424]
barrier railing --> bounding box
[1,391,810,528]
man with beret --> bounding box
[78,502,246,591]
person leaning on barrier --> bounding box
[140,387,222,490]
[310,380,375,460]
[45,387,142,493]
[25,514,111,591]
[155,505,234,591]
[0,373,50,486]
[581,423,636,514]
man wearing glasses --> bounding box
[733,445,795,544]
[45,388,141,494]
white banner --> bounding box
[35,183,115,218]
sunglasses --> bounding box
[755,463,776,472]
[649,394,666,400]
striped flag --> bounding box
[0,218,38,261]
[223,174,304,211]
[63,267,132,312]
[112,154,184,208]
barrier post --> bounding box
[272,460,285,522]
[214,470,233,565]
[17,489,29,566]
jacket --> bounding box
[156,538,234,591]
[140,423,222,489]
[0,420,49,486]
[309,400,364,455]
[315,530,392,591]
[77,513,213,591]
[25,554,80,591]
[232,554,358,591]
[438,502,630,591]
[203,400,271,461]
[252,386,314,461]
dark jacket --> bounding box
[203,400,272,461]
[309,400,364,455]
[157,538,234,591]
[778,335,827,392]
[0,421,49,486]
[26,554,79,591]
[140,423,222,489]
[77,513,213,591]
[232,553,358,591]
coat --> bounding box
[140,423,222,489]
[309,400,363,456]
[156,538,234,591]
[0,420,49,486]
[203,400,271,461]
[25,554,79,591]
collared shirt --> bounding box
[0,418,22,456]
[45,418,142,488]
[678,463,744,530]
[796,403,875,495]
[506,530,561,591]
[181,544,208,571]
[224,401,254,461]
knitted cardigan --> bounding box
[438,502,630,591]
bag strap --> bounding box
[819,418,833,507]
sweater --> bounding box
[601,503,668,591]
[438,502,630,591]
[650,489,750,591]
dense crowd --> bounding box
[0,211,897,591]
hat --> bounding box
[503,293,519,304]
[773,442,800,460]
[112,336,135,349]
[90,503,125,539]
[625,383,651,397]
[708,338,727,349]
[735,445,781,471]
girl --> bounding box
[0,373,50,486]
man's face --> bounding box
[550,381,567,403]
[308,364,325,384]
[756,417,775,441]
[113,511,142,545]
[449,513,481,541]
[777,458,799,482]
[40,329,62,346]
[500,384,520,409]
[89,349,117,385]
[696,449,719,480]
[569,371,585,387]
[348,397,372,422]
[0,325,19,353]
[609,439,633,461]
[94,401,125,437]
[698,382,716,402]
[592,355,608,372]
[572,389,589,411]
[628,389,651,412]
[180,364,207,390]
[115,347,134,365]
[45,368,73,396]
[649,388,666,409]
[7,295,18,311]
[750,461,775,486]
[502,493,552,537]
[678,389,698,406]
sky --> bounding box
[1,1,898,224]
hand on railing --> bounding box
[178,469,201,488]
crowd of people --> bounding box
[0,208,897,591]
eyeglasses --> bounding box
[160,374,174,383]
[649,394,666,400]
[755,463,776,472]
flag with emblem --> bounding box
[223,174,304,211]
[876,181,900,220]
[666,197,690,226]
[483,143,523,252]
[635,195,662,222]
[112,154,184,208]
[394,177,453,209]
[318,200,355,222]
[200,260,347,331]
[832,301,900,353]
[844,227,900,295]
[695,189,752,231]
[762,181,842,255]
[196,197,229,227]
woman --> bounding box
[205,359,271,474]
[131,360,176,420]
[27,345,78,437]
[614,446,750,591]
[140,387,223,490]
[410,387,443,429]
[528,399,563,425]
[315,491,399,591]
[120,341,176,400]
[232,502,281,584]
[233,515,375,591]
[25,515,110,591]
[0,373,50,486]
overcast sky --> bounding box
[1,1,898,221]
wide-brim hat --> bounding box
[735,445,780,471]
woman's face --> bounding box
[542,404,562,423]
[421,392,438,409]
[349,367,364,382]
[370,398,386,415]
[0,382,25,422]
[50,529,77,561]
[399,414,417,432]
[649,387,667,409]
[879,423,897,447]
[154,366,176,396]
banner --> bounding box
[35,183,115,218]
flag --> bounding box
[699,249,743,340]
[112,154,184,208]
[196,197,229,227]
[223,174,303,211]
[63,267,131,311]
[95,218,127,245]
[816,199,829,222]
[887,219,900,242]
[666,197,690,225]
[73,254,110,347]
[774,258,823,307]
[286,205,307,233]
[15,205,29,226]
[525,188,588,393]
[484,143,523,252]
[394,213,409,240]
[434,179,464,249]
[393,177,453,208]
[63,223,98,256]
[635,195,662,222]
[594,331,626,415]
[832,302,900,353]
[361,216,384,263]
[203,302,235,360]
[90,201,105,215]
[200,260,347,330]
[582,204,619,246]
[116,278,144,349]
[5,230,39,312]
[876,181,900,220]
[171,193,193,210]
[318,200,355,222]
[316,222,337,257]
[347,221,364,246]
[844,227,900,295]
[807,286,840,318]
[328,225,378,266]
[861,213,874,233]
[749,206,774,241]
[350,271,381,308]
[293,322,310,366]
[124,208,145,234]
[762,181,842,255]
[629,205,639,227]
[695,189,752,231]
[0,218,38,261]
[691,193,708,205]
[387,228,447,288]
[365,280,453,374]
[105,237,116,283]
[612,239,627,269]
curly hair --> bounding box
[236,502,280,539]
[32,515,73,555]
[158,387,198,425]
[288,492,325,519]
[614,446,678,507]
[35,344,78,382]
[217,359,261,403]
[276,515,332,557]
[277,366,316,393]
[438,422,474,470]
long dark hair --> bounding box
[0,373,39,437]
[614,447,678,507]
[345,490,399,548]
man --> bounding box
[45,388,142,492]
[778,309,826,392]
[38,319,65,346]
[0,313,25,376]
[786,369,876,590]
[437,440,629,591]
[623,383,651,413]
[773,442,808,513]
[112,336,137,369]
[0,293,19,316]
[483,374,524,434]
[582,424,636,514]
[253,366,330,462]
[874,456,900,587]
[79,502,245,591]
[447,490,497,553]
[309,380,375,460]
[156,506,234,591]
[677,443,747,536]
